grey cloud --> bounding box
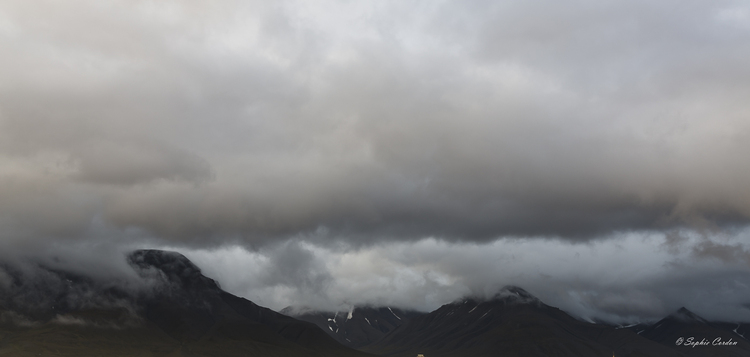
[182,241,339,311]
[258,241,334,296]
[662,230,690,254]
[0,177,99,241]
[70,139,213,186]
[184,231,750,323]
[692,239,750,266]
[1,1,750,243]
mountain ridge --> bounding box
[2,251,750,357]
[281,305,425,349]
[365,287,747,357]
[633,306,750,357]
[0,249,373,357]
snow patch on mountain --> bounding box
[733,324,745,339]
[388,307,401,320]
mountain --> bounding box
[713,322,750,342]
[0,250,373,357]
[281,305,425,349]
[633,307,750,357]
[3,253,750,357]
[365,286,688,357]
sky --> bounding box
[1,0,750,324]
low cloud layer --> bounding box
[183,229,750,323]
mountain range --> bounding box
[631,307,750,357]
[1,249,749,357]
[364,286,750,357]
[281,305,424,349]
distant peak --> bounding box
[490,286,542,305]
[459,286,543,306]
[668,307,707,323]
[127,249,219,291]
[498,285,532,295]
[128,249,200,271]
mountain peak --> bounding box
[668,307,707,323]
[127,249,220,292]
[128,249,199,272]
[490,285,542,305]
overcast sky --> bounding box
[1,0,750,323]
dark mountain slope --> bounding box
[0,249,373,357]
[713,322,750,341]
[634,307,750,357]
[366,286,683,357]
[282,305,425,349]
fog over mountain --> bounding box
[1,0,750,324]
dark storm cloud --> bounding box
[257,240,334,298]
[1,0,750,243]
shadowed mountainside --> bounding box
[281,305,425,349]
[2,251,749,357]
[0,250,373,357]
[364,286,749,357]
[630,307,750,357]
